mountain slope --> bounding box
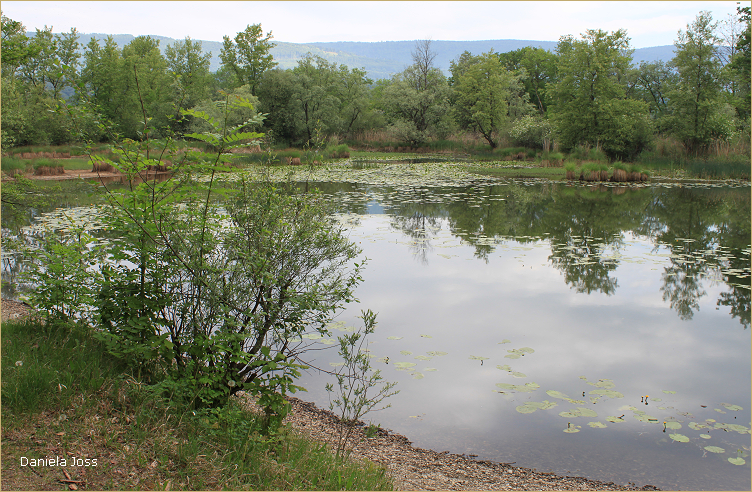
[74,33,676,80]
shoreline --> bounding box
[268,395,662,491]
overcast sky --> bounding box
[1,1,743,48]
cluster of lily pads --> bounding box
[304,324,749,469]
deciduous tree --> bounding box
[451,51,531,148]
[220,24,277,95]
[667,12,732,154]
[549,29,652,160]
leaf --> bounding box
[588,421,608,428]
[516,404,538,414]
[728,457,746,465]
[669,433,690,442]
[720,403,743,411]
[704,446,725,453]
[665,421,682,430]
[394,362,416,369]
[387,336,403,340]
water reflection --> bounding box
[322,181,750,327]
[2,176,750,490]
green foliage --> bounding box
[20,223,102,323]
[549,29,653,160]
[187,85,265,141]
[165,36,212,134]
[326,310,398,458]
[379,41,453,146]
[220,24,277,95]
[497,46,559,114]
[667,12,731,153]
[39,89,366,436]
[508,114,553,149]
[451,51,532,148]
[79,35,172,140]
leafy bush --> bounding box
[508,115,553,149]
[27,90,369,436]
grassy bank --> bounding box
[1,318,393,490]
[3,137,749,182]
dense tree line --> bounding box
[2,8,749,159]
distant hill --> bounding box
[72,33,676,80]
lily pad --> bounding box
[589,389,624,399]
[469,355,489,361]
[499,339,511,344]
[412,372,425,380]
[420,334,432,338]
[669,433,690,442]
[700,434,712,439]
[563,425,581,433]
[400,350,413,356]
[394,362,416,369]
[504,353,522,359]
[516,404,538,414]
[414,355,432,361]
[704,446,725,454]
[546,390,573,401]
[689,422,707,431]
[387,336,403,340]
[423,367,438,372]
[662,390,676,394]
[721,403,743,411]
[510,371,527,378]
[725,424,750,434]
[606,416,626,423]
[665,421,682,430]
[560,407,598,418]
[496,364,512,371]
[588,421,608,428]
[497,382,540,393]
[588,379,616,389]
[728,457,746,465]
[426,351,448,357]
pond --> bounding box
[2,164,750,490]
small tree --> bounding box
[326,310,398,459]
[55,78,367,434]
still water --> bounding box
[294,179,751,491]
[2,171,750,490]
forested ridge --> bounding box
[1,7,749,163]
